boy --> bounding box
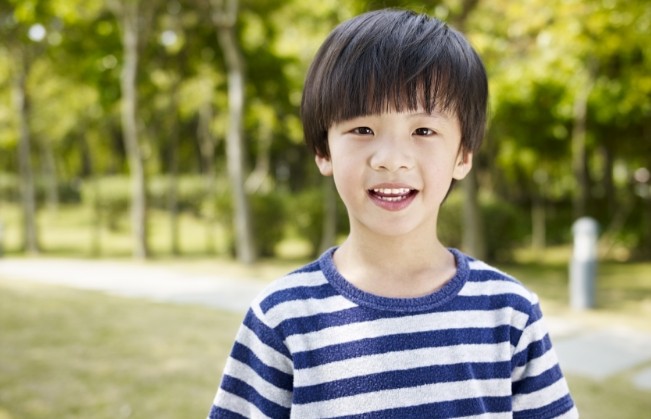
[208,9,578,418]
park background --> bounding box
[1,0,650,417]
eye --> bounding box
[414,127,436,136]
[351,127,374,135]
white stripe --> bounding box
[223,358,292,408]
[290,378,511,418]
[513,317,550,355]
[511,347,560,382]
[513,376,573,412]
[468,260,513,278]
[213,389,271,419]
[237,324,293,375]
[555,406,580,419]
[265,295,358,328]
[286,308,529,352]
[459,280,535,300]
[294,342,512,387]
[456,413,513,419]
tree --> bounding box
[1,1,46,254]
[209,0,256,264]
[108,0,149,259]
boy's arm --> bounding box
[208,308,293,419]
[511,300,578,419]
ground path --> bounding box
[1,257,651,391]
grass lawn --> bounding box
[0,278,242,419]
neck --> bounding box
[333,230,456,298]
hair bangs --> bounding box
[330,51,462,124]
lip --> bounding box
[367,183,419,211]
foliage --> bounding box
[439,189,529,261]
[0,0,650,260]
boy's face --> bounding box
[315,109,471,239]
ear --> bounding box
[452,151,473,180]
[315,154,333,176]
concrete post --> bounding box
[570,217,599,310]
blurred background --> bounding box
[0,0,649,263]
[1,0,650,418]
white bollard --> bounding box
[569,217,599,310]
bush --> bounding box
[80,176,131,231]
[0,173,18,202]
[0,173,81,204]
[438,190,528,261]
[214,189,287,258]
[148,175,207,215]
[285,186,349,257]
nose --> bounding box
[369,134,414,172]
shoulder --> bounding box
[247,251,355,329]
[458,252,538,302]
[251,258,328,311]
[453,251,543,323]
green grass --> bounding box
[0,279,242,419]
[567,373,651,419]
[0,203,232,258]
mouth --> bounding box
[368,187,419,202]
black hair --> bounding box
[301,9,488,158]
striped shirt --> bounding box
[209,248,578,418]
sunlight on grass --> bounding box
[0,279,241,419]
[0,203,230,258]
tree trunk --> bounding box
[41,141,59,213]
[197,100,218,254]
[119,0,149,259]
[245,120,272,193]
[461,171,486,259]
[453,0,485,260]
[571,77,592,219]
[167,81,181,256]
[13,55,39,255]
[211,0,256,264]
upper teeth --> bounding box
[373,188,411,195]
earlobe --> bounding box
[315,154,333,176]
[452,152,473,180]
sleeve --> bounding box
[208,307,294,419]
[511,298,579,419]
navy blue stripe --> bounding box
[208,405,247,419]
[513,364,564,395]
[293,326,511,369]
[328,396,512,419]
[260,283,339,313]
[512,334,552,368]
[230,342,293,391]
[514,394,575,419]
[278,294,531,338]
[242,310,291,358]
[294,362,511,404]
[290,259,321,275]
[467,267,517,282]
[526,302,543,324]
[220,375,291,418]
